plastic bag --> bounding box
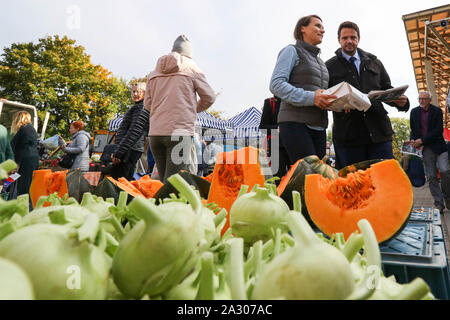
[42,135,61,150]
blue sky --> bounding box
[1,0,448,126]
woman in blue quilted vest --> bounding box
[269,15,336,165]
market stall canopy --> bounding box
[108,111,233,140]
[108,115,124,132]
[402,4,450,124]
[196,111,233,141]
[227,107,263,139]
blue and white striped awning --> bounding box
[108,116,124,132]
[227,107,263,138]
[108,111,232,134]
[195,111,230,130]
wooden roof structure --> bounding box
[402,5,450,124]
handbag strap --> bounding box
[107,132,116,145]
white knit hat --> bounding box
[133,82,146,91]
[172,35,193,58]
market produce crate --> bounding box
[433,225,444,242]
[379,222,433,263]
[382,242,450,300]
[410,206,441,225]
[410,206,434,222]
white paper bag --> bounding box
[323,82,371,112]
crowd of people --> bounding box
[1,17,449,214]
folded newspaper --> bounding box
[367,85,409,103]
[323,82,371,112]
[401,141,422,158]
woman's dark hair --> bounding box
[293,15,322,41]
[338,21,360,39]
[70,121,84,131]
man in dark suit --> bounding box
[325,21,409,169]
[410,91,450,214]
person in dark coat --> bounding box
[410,91,450,214]
[259,96,290,181]
[325,21,409,169]
[10,111,39,196]
[111,82,149,180]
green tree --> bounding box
[391,117,411,161]
[207,109,226,120]
[128,76,147,87]
[0,35,133,138]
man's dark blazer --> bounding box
[410,104,447,155]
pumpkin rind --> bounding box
[153,171,210,202]
[305,159,413,243]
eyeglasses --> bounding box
[418,98,431,101]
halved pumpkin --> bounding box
[305,159,413,243]
[29,170,69,208]
[208,146,265,235]
[338,159,382,178]
[277,156,337,213]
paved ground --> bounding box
[412,183,450,258]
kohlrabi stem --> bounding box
[196,252,215,300]
[237,185,249,198]
[342,232,364,262]
[292,191,301,213]
[273,228,282,257]
[95,228,107,251]
[117,191,128,208]
[286,212,317,247]
[214,209,227,227]
[346,219,381,300]
[250,184,260,192]
[227,238,247,300]
[105,215,126,240]
[167,174,201,215]
[81,193,95,207]
[281,234,295,247]
[33,197,45,209]
[337,233,347,249]
[78,213,100,242]
[48,209,70,225]
[128,197,162,226]
[395,278,431,300]
[262,239,274,260]
[253,240,263,279]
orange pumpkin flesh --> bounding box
[277,159,302,196]
[208,147,265,235]
[107,177,145,198]
[29,170,69,208]
[305,159,413,243]
[133,175,163,198]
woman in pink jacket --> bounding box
[144,35,216,182]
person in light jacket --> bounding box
[61,121,91,172]
[144,35,216,182]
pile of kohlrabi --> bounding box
[0,160,435,300]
